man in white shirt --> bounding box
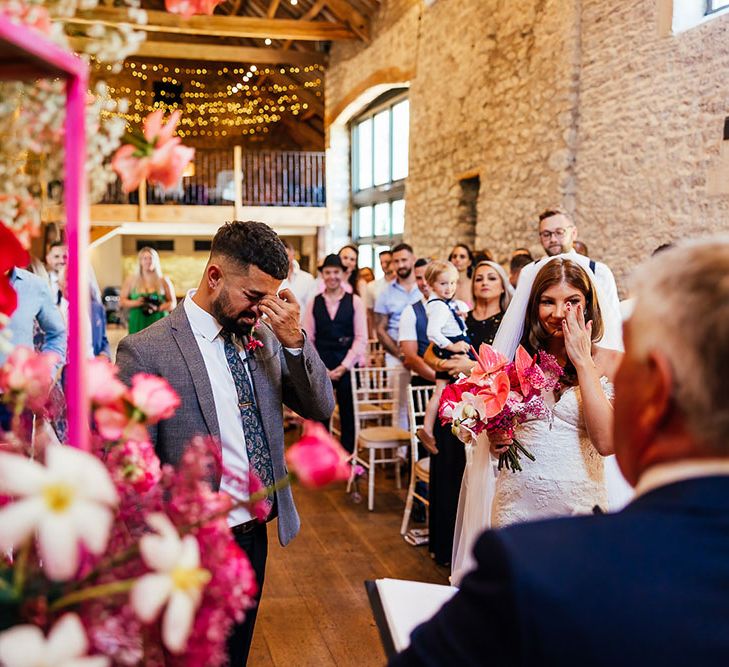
[392,237,729,667]
[117,221,333,666]
[45,241,67,306]
[365,250,393,322]
[279,241,316,319]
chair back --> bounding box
[350,366,400,442]
[366,339,386,367]
[407,384,435,463]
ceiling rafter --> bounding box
[63,8,358,41]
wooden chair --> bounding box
[347,367,411,511]
[366,338,386,367]
[401,384,434,535]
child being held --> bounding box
[416,261,474,452]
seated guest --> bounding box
[303,254,367,453]
[391,238,729,666]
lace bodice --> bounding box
[491,377,613,528]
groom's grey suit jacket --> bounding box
[115,302,334,546]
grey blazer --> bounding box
[116,302,335,546]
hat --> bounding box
[318,254,344,271]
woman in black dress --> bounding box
[427,260,513,566]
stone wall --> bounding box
[325,0,729,292]
[575,1,729,287]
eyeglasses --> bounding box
[539,227,574,241]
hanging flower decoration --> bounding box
[165,0,225,18]
[111,110,195,193]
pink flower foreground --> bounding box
[111,110,194,193]
[286,421,351,489]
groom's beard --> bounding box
[211,287,258,337]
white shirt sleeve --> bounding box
[425,300,455,348]
[398,305,418,342]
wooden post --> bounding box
[234,145,243,219]
[138,178,147,221]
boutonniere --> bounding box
[245,322,264,353]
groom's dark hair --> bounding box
[211,221,289,280]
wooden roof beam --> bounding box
[69,36,327,66]
[63,8,359,41]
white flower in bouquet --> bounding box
[131,513,212,654]
[0,612,109,667]
[0,445,119,581]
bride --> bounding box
[451,255,623,585]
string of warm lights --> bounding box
[90,55,323,139]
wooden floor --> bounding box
[249,468,450,666]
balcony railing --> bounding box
[99,148,326,208]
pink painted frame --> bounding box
[0,16,90,450]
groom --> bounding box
[116,221,334,664]
[391,237,729,666]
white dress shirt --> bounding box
[184,292,254,526]
[280,261,316,318]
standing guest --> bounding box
[116,221,334,666]
[574,239,589,256]
[0,267,66,434]
[509,252,533,289]
[537,208,621,340]
[44,241,67,305]
[398,258,435,388]
[366,250,394,335]
[472,248,494,264]
[90,289,111,359]
[358,266,375,284]
[280,241,316,319]
[466,261,513,348]
[120,246,177,334]
[374,243,422,428]
[303,254,367,453]
[391,238,729,667]
[338,244,368,296]
[448,244,475,307]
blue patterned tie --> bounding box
[221,331,275,493]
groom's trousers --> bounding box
[227,522,268,666]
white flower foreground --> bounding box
[0,446,118,581]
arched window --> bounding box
[350,89,409,276]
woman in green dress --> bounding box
[120,246,177,334]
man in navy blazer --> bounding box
[391,237,729,666]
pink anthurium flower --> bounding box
[514,345,547,398]
[111,110,195,193]
[473,370,511,418]
[469,343,508,386]
[286,421,351,488]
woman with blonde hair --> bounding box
[120,246,176,334]
[466,260,513,348]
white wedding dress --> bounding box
[451,378,613,586]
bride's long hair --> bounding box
[521,259,604,376]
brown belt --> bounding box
[231,519,260,536]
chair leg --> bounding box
[368,448,376,511]
[401,479,415,534]
[395,450,402,490]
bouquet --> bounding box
[438,343,563,472]
[0,351,350,666]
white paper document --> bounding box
[375,578,458,652]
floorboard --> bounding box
[251,462,449,666]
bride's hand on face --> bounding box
[563,303,594,370]
[488,431,512,456]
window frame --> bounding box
[706,0,729,14]
[350,90,409,274]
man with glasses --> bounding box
[538,209,622,347]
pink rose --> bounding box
[129,374,180,423]
[0,346,58,410]
[87,357,127,406]
[94,405,148,442]
[107,440,162,494]
[285,421,351,489]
